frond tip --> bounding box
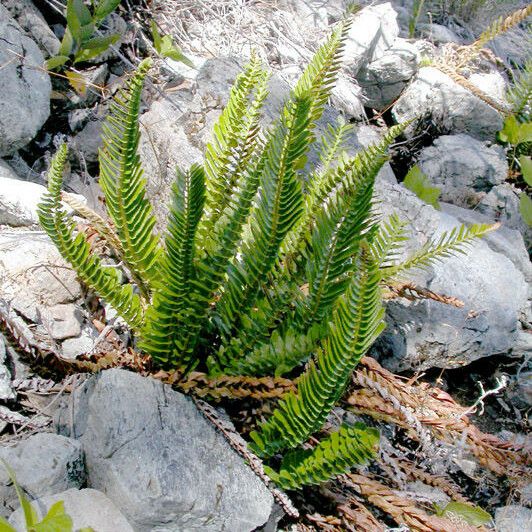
[266,423,379,490]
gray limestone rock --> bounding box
[358,38,419,109]
[392,67,504,141]
[417,134,508,208]
[0,5,51,156]
[0,433,85,517]
[9,488,134,532]
[55,369,274,531]
[373,180,528,372]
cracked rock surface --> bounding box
[0,5,51,156]
[55,368,274,532]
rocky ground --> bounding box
[0,0,530,530]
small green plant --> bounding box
[0,460,92,532]
[39,18,495,488]
[403,164,441,209]
[150,22,193,66]
[45,0,121,71]
[409,0,425,38]
[434,501,492,527]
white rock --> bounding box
[392,66,504,141]
[42,304,82,340]
[0,169,47,227]
[0,5,51,156]
[343,2,400,77]
[417,23,462,44]
[9,489,134,532]
[61,328,96,360]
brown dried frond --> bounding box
[337,497,386,531]
[393,457,470,504]
[306,513,343,531]
[154,370,297,400]
[341,473,483,532]
[349,357,528,477]
[473,5,532,50]
[384,282,464,308]
[432,61,511,114]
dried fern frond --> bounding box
[472,5,532,51]
[348,357,527,477]
[337,496,385,531]
[383,281,464,308]
[341,473,483,532]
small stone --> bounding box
[417,23,462,44]
[61,328,96,360]
[43,304,82,341]
[0,335,14,401]
[8,488,134,532]
[0,434,85,517]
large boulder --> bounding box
[9,488,133,532]
[0,434,85,517]
[392,66,504,141]
[417,134,508,208]
[373,180,528,372]
[0,5,51,156]
[55,369,274,531]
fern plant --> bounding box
[39,17,496,489]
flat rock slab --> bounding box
[56,368,274,531]
[9,488,134,532]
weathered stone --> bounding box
[330,75,366,120]
[417,134,508,207]
[392,67,504,141]
[417,23,462,44]
[3,0,60,57]
[0,231,82,323]
[55,369,274,531]
[60,327,97,360]
[373,180,528,371]
[495,505,532,532]
[9,489,134,532]
[0,334,14,401]
[358,38,419,109]
[0,434,85,517]
[0,5,51,156]
[343,3,400,77]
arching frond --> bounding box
[38,145,144,329]
[99,58,160,297]
[251,257,385,457]
[266,423,379,489]
[382,222,499,280]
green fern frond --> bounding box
[221,322,325,377]
[369,214,408,268]
[382,222,499,280]
[99,58,160,297]
[472,5,532,50]
[250,256,385,457]
[508,59,532,123]
[202,55,269,241]
[293,16,352,130]
[140,164,205,368]
[265,423,379,489]
[216,96,311,335]
[38,145,144,329]
[281,124,406,265]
